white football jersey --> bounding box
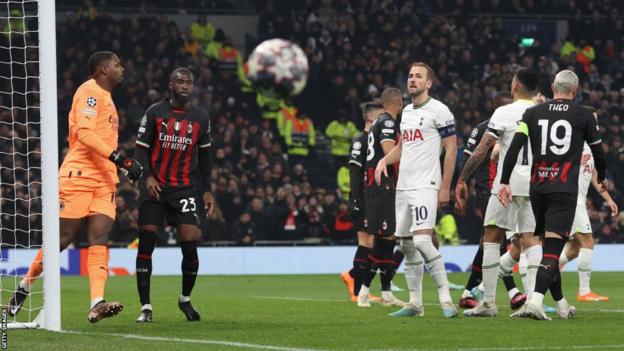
[578,143,593,197]
[397,97,456,191]
[486,99,534,197]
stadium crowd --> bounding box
[2,0,624,247]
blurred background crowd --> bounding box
[2,0,624,248]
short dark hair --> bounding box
[494,90,513,108]
[87,51,115,76]
[515,67,539,93]
[169,67,194,82]
[362,99,383,119]
[380,87,402,105]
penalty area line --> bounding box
[61,330,323,351]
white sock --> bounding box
[90,297,104,309]
[179,295,191,303]
[413,235,452,306]
[578,248,593,295]
[141,304,153,311]
[482,242,501,305]
[519,252,528,292]
[559,245,570,266]
[555,297,569,309]
[507,287,520,300]
[381,291,394,300]
[525,245,543,299]
[529,292,544,307]
[19,280,30,292]
[358,285,370,298]
[461,289,472,299]
[401,238,424,307]
[499,250,517,278]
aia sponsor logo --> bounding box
[402,128,424,142]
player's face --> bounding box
[407,66,431,97]
[170,72,194,103]
[106,54,124,86]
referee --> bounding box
[497,70,607,320]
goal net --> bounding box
[0,0,60,330]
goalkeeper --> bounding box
[8,51,143,323]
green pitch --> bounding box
[5,272,624,350]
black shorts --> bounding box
[365,185,395,236]
[530,191,576,238]
[138,186,200,226]
[475,190,490,215]
[352,202,367,232]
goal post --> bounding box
[0,0,60,330]
[39,0,60,331]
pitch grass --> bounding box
[4,272,624,351]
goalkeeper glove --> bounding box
[109,150,143,181]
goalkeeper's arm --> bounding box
[77,128,143,181]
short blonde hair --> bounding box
[553,70,579,94]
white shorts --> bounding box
[395,189,438,237]
[483,195,535,238]
[570,193,591,235]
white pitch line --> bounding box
[250,295,442,306]
[458,345,624,351]
[61,330,323,351]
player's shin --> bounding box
[499,251,519,298]
[577,248,593,295]
[353,246,370,296]
[136,230,157,306]
[524,244,543,299]
[180,240,200,300]
[530,238,565,307]
[481,242,500,306]
[413,235,452,306]
[88,245,109,307]
[464,245,483,297]
[21,249,44,291]
[401,238,424,307]
[519,252,528,292]
[378,239,396,292]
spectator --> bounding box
[231,212,257,245]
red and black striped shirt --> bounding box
[136,100,211,188]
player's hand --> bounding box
[203,191,216,216]
[454,180,468,215]
[374,157,388,185]
[438,188,450,210]
[145,176,162,200]
[109,151,143,182]
[581,153,592,165]
[607,199,619,217]
[497,184,512,208]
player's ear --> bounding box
[426,79,432,90]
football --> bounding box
[246,38,309,99]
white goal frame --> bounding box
[6,0,60,331]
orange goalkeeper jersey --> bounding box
[60,79,119,185]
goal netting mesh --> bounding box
[0,0,45,328]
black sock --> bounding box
[378,239,396,292]
[136,230,157,306]
[180,241,199,298]
[534,237,565,296]
[465,245,483,291]
[364,240,381,288]
[353,246,370,296]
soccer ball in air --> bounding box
[246,38,309,99]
